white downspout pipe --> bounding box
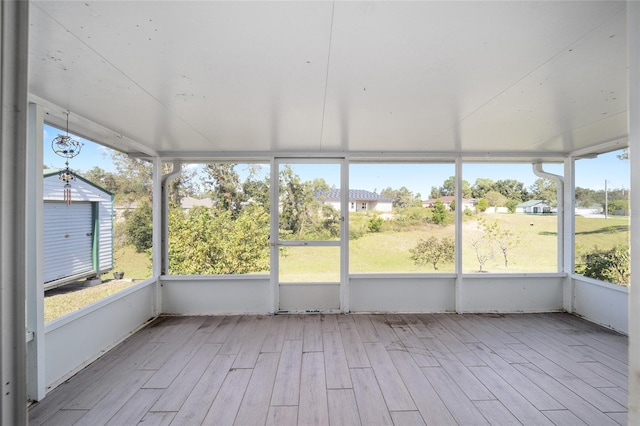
[161,162,182,275]
[532,164,565,273]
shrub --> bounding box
[367,216,384,233]
[576,245,629,286]
[168,205,270,274]
[125,201,153,252]
[505,199,519,214]
[431,199,448,225]
[410,236,455,271]
[476,198,489,213]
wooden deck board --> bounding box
[270,339,303,406]
[234,352,280,426]
[201,368,252,425]
[327,389,361,426]
[170,354,236,425]
[29,313,629,426]
[298,352,329,426]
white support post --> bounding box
[563,158,575,313]
[628,0,640,422]
[454,157,463,313]
[151,157,162,315]
[26,103,46,401]
[340,158,349,313]
[0,0,29,422]
[269,158,279,314]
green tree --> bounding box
[476,198,489,213]
[470,236,494,272]
[431,199,448,225]
[242,164,270,210]
[608,199,629,215]
[380,186,421,208]
[110,151,153,201]
[168,205,270,274]
[484,190,507,207]
[480,218,520,267]
[529,178,557,206]
[472,178,496,199]
[575,187,598,208]
[505,199,519,214]
[440,176,471,198]
[495,179,527,201]
[204,163,244,215]
[279,165,312,238]
[125,201,153,252]
[429,186,440,199]
[83,166,119,194]
[410,237,455,271]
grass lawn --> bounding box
[575,215,629,256]
[280,213,630,278]
[113,245,152,280]
[45,245,151,323]
[45,280,137,323]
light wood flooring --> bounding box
[29,313,628,425]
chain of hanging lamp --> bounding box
[51,112,83,205]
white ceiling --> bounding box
[29,1,628,160]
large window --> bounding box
[43,125,152,322]
[462,163,561,273]
[349,163,456,273]
[167,163,270,275]
[574,149,630,286]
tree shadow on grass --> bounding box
[575,224,629,235]
[538,224,628,237]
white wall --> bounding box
[572,275,628,334]
[279,283,340,311]
[161,275,271,315]
[350,275,456,312]
[458,274,565,313]
[44,280,156,390]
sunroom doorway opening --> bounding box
[273,159,347,313]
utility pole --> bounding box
[604,179,608,220]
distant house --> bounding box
[575,204,604,217]
[516,199,551,214]
[422,196,476,211]
[318,189,393,212]
[180,196,214,210]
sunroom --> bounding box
[1,0,639,424]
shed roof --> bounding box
[43,169,114,196]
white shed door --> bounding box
[43,202,94,283]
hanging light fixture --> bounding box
[51,112,83,205]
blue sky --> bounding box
[44,124,629,197]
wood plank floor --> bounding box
[29,313,628,426]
